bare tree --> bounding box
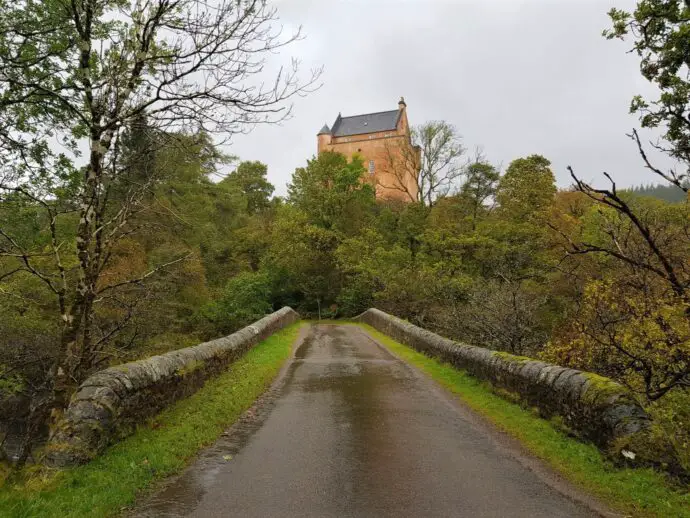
[381,121,465,207]
[442,279,548,356]
[0,0,320,463]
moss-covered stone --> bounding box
[44,307,300,467]
[492,351,532,364]
[175,359,205,376]
[357,307,651,457]
[580,373,628,407]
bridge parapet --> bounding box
[357,308,650,457]
[45,307,300,466]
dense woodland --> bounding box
[627,182,690,202]
[0,0,687,476]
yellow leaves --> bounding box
[96,238,147,291]
[544,276,690,399]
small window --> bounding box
[368,160,375,174]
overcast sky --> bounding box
[228,0,663,197]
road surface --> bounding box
[133,324,603,517]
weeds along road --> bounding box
[133,324,603,518]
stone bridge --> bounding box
[48,308,650,516]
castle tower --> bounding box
[316,97,419,202]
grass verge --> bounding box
[358,323,690,518]
[0,323,302,518]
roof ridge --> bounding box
[340,108,399,119]
[329,108,400,137]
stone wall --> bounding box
[46,307,299,466]
[357,308,650,453]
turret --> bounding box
[317,123,331,153]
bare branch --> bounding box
[96,253,192,296]
[629,129,688,192]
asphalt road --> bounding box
[133,324,601,518]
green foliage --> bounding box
[0,366,24,395]
[200,272,273,336]
[0,6,686,479]
[545,278,690,401]
[646,390,690,472]
[262,205,341,315]
[459,159,500,228]
[496,154,557,220]
[222,161,275,214]
[288,151,375,233]
[605,1,690,164]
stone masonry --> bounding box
[45,307,300,466]
[357,308,650,455]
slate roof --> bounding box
[317,123,331,135]
[330,109,401,137]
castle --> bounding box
[317,97,420,202]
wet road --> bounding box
[133,324,599,518]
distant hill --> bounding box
[623,183,688,203]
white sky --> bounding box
[227,0,667,196]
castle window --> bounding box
[368,160,375,174]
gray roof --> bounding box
[317,123,331,135]
[330,109,400,137]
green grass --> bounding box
[0,323,302,518]
[358,324,690,518]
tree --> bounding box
[555,0,690,403]
[381,121,465,207]
[497,155,557,220]
[551,190,690,397]
[546,274,690,401]
[0,0,319,464]
[288,151,375,234]
[438,279,549,356]
[224,161,275,215]
[606,1,690,173]
[460,159,500,229]
[200,271,272,336]
[262,152,377,316]
[262,205,341,317]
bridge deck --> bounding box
[132,324,600,517]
